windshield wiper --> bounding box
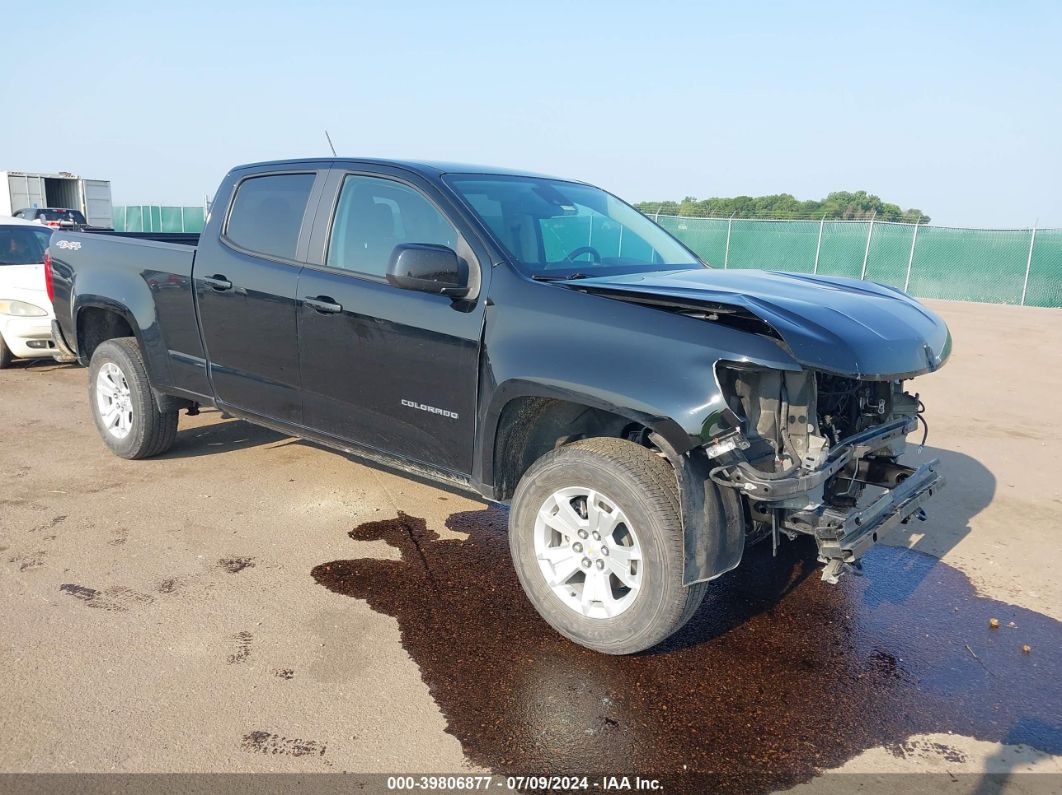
[531,272,592,282]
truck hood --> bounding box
[564,269,951,379]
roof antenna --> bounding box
[324,130,337,157]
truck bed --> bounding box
[48,228,208,398]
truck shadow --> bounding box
[312,506,1059,794]
[13,359,80,372]
[869,446,993,608]
[160,414,287,459]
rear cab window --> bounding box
[225,173,316,260]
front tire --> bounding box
[509,437,707,655]
[88,338,178,459]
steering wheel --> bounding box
[564,245,602,263]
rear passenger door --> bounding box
[296,168,489,475]
[195,169,326,424]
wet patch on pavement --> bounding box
[312,510,1061,793]
[59,583,154,612]
[227,631,253,664]
[218,556,255,574]
[157,577,179,594]
[30,515,66,533]
[59,584,99,603]
[274,668,295,680]
[240,730,326,757]
[8,550,45,571]
[108,528,129,546]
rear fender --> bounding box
[75,297,176,411]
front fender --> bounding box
[476,377,693,487]
[475,266,803,486]
[475,378,747,585]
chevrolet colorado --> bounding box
[47,159,950,654]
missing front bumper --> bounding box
[814,458,944,582]
[709,417,945,581]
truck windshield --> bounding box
[444,175,703,278]
[0,226,51,265]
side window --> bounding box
[225,173,315,261]
[327,174,459,277]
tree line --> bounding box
[635,191,929,223]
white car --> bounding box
[0,216,59,368]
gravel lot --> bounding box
[0,299,1059,792]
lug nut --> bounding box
[591,531,601,541]
[573,542,583,553]
[578,529,589,539]
[581,557,591,568]
[595,560,605,570]
[601,546,609,556]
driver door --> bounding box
[296,169,487,475]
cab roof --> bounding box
[230,157,574,182]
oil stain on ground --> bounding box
[312,510,1061,793]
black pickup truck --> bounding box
[47,158,950,654]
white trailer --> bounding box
[0,171,113,228]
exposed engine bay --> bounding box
[709,364,941,582]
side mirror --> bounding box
[386,244,469,298]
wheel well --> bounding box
[492,397,648,501]
[78,307,134,361]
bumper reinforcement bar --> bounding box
[817,458,944,581]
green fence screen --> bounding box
[654,215,1061,308]
[112,206,206,233]
[109,207,1061,307]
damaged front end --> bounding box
[709,365,945,583]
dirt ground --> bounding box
[0,299,1059,792]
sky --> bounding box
[2,1,1060,227]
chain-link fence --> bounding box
[653,215,1061,308]
[112,205,206,233]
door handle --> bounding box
[304,295,343,314]
[202,275,232,291]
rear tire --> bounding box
[88,338,178,459]
[0,334,13,369]
[509,437,707,655]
